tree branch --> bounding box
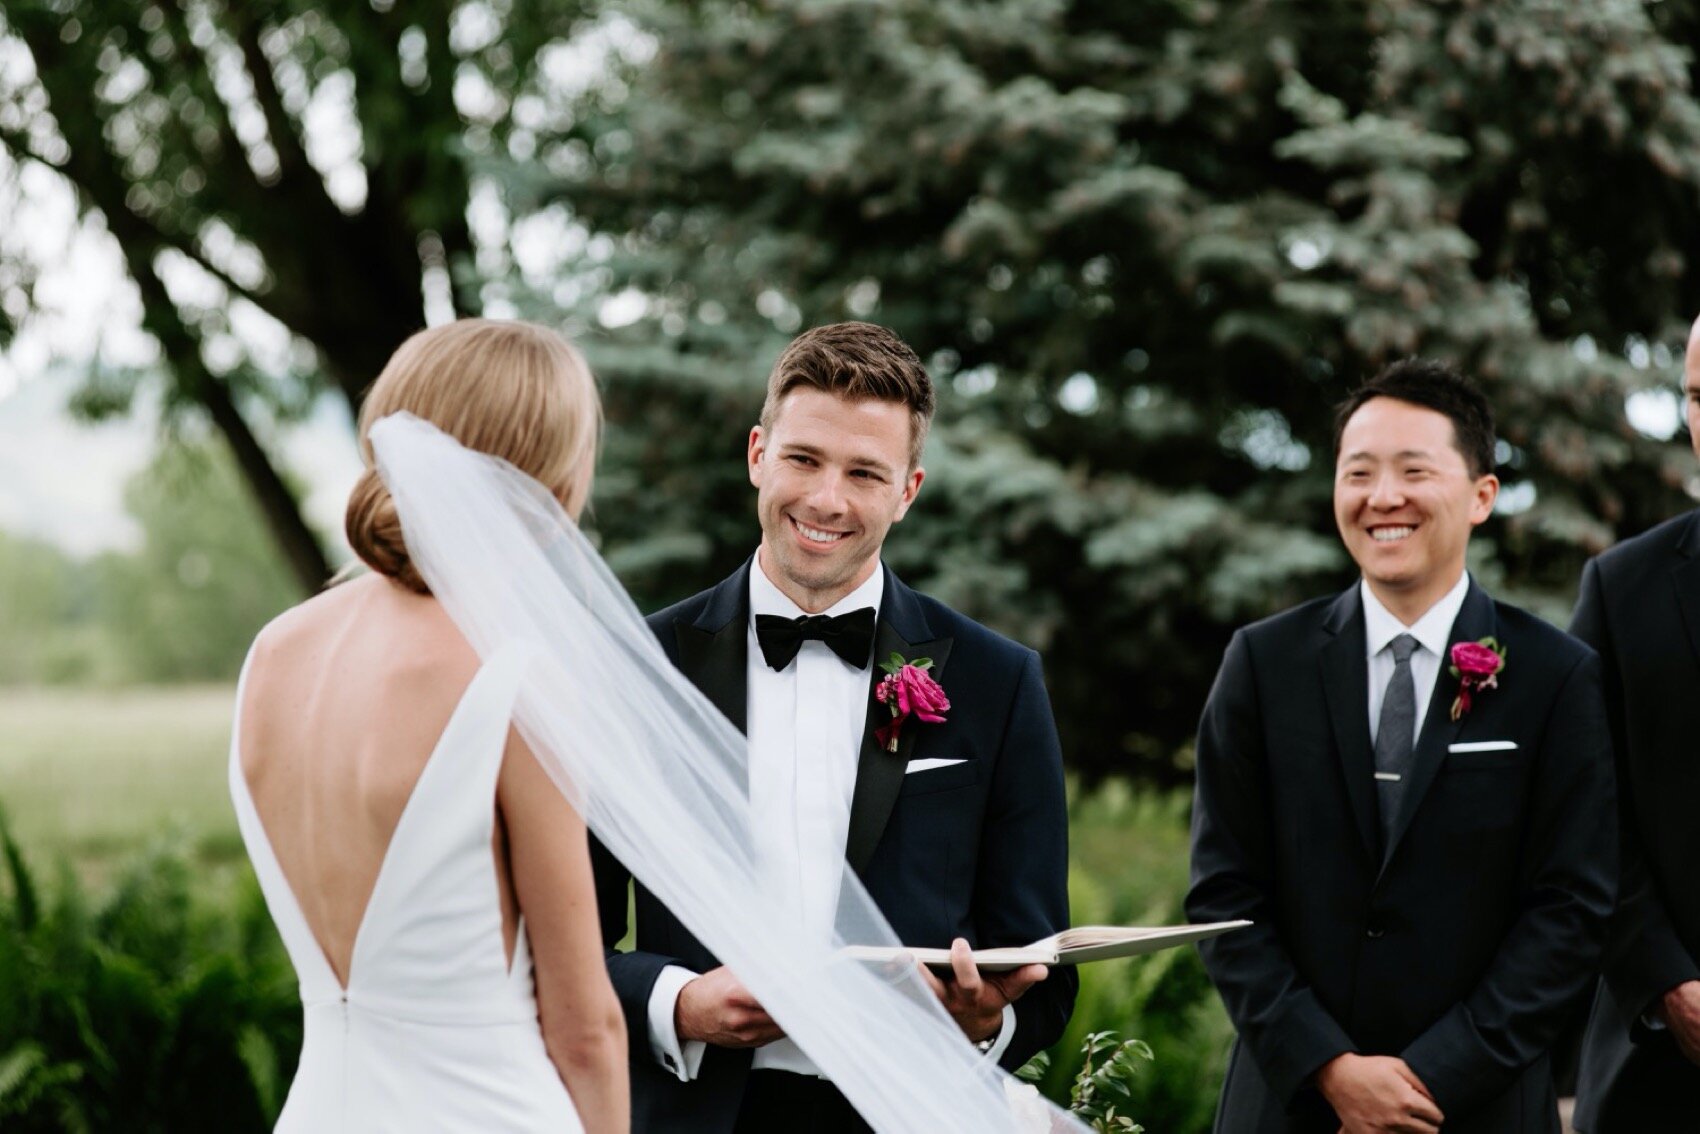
[121,235,331,595]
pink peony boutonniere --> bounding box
[874,653,950,753]
[1448,637,1506,721]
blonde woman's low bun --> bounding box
[343,319,601,598]
[345,466,429,594]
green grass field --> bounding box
[0,684,243,877]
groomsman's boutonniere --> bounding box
[874,653,951,753]
[1448,638,1507,721]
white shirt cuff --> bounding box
[978,1003,1017,1063]
[647,965,708,1082]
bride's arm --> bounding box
[499,727,630,1134]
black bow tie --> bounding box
[755,608,877,671]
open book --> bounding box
[843,921,1252,972]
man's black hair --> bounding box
[1332,358,1497,478]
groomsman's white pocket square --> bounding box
[905,757,969,774]
[1447,740,1518,753]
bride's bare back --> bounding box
[238,573,519,985]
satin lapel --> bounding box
[1379,581,1497,873]
[1319,588,1379,860]
[674,565,750,793]
[845,572,954,877]
[1671,514,1700,673]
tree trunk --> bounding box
[200,380,334,595]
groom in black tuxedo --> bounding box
[1187,359,1617,1133]
[1571,316,1700,1132]
[591,322,1075,1133]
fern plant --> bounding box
[0,804,299,1132]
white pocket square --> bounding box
[1448,740,1518,753]
[905,757,968,774]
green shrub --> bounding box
[0,807,298,1132]
[1022,785,1231,1133]
[1022,1030,1156,1132]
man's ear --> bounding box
[1469,473,1500,526]
[892,467,926,522]
[748,426,766,488]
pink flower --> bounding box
[1450,641,1504,679]
[1448,637,1506,720]
[874,657,951,752]
[887,664,950,722]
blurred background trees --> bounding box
[559,0,1700,781]
[0,441,296,685]
[4,0,1700,783]
[0,0,594,589]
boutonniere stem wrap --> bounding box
[874,653,950,753]
[1448,637,1506,721]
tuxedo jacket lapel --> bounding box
[1670,513,1700,674]
[845,568,954,877]
[671,560,958,875]
[1380,580,1496,871]
[674,561,751,793]
[1320,588,1380,860]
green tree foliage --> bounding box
[0,438,296,685]
[548,0,1700,780]
[93,439,300,682]
[0,532,109,684]
[0,0,595,591]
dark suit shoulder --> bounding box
[1233,593,1339,649]
[1590,509,1698,585]
[906,589,1037,668]
[1489,599,1597,675]
[644,586,713,637]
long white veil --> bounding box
[371,413,1082,1133]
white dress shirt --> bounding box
[647,558,1013,1081]
[1361,571,1471,747]
[648,560,882,1080]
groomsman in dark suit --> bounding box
[1572,316,1700,1133]
[591,322,1075,1133]
[1187,359,1617,1133]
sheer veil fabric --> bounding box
[371,413,1082,1134]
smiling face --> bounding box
[1334,396,1498,622]
[749,388,925,613]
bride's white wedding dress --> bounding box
[229,643,581,1133]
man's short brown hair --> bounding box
[759,322,935,468]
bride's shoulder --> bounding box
[246,575,477,694]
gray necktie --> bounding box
[1374,634,1419,844]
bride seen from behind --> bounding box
[230,319,628,1133]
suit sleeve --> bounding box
[1400,649,1618,1115]
[973,648,1077,1070]
[587,612,696,1065]
[1570,557,1700,1031]
[1186,630,1356,1105]
[591,832,690,1065]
